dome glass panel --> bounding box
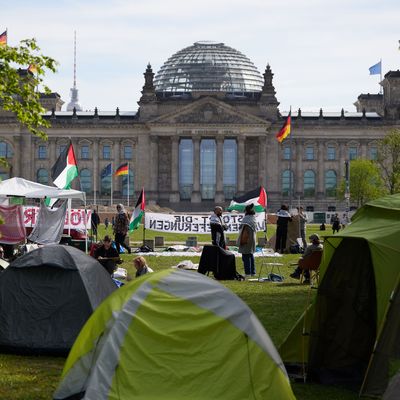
[154,41,263,93]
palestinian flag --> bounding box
[0,30,7,47]
[129,188,145,231]
[51,142,78,189]
[276,112,291,143]
[227,186,267,213]
[115,163,128,176]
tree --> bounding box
[377,129,400,194]
[0,38,57,140]
[337,159,386,207]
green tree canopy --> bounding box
[377,129,400,194]
[338,159,386,207]
[0,38,57,140]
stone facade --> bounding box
[1,61,400,212]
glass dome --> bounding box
[154,41,264,93]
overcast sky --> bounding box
[2,0,399,112]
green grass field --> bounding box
[0,224,359,400]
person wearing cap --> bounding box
[290,233,323,284]
[209,206,227,249]
[113,204,131,254]
[237,204,257,277]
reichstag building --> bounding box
[1,41,399,211]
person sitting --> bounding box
[290,234,323,284]
[319,222,326,231]
[133,256,154,278]
[94,235,120,275]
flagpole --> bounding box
[142,209,146,246]
[127,162,129,208]
[380,58,383,95]
[288,106,293,210]
[94,167,97,205]
[111,162,113,207]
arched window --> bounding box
[37,168,49,184]
[179,139,193,200]
[0,141,13,158]
[325,170,337,197]
[80,169,92,193]
[282,170,293,197]
[223,139,237,199]
[200,139,216,199]
[304,170,316,197]
[122,168,134,197]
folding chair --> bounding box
[298,250,322,286]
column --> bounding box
[360,140,367,158]
[114,140,120,199]
[317,140,325,198]
[93,140,99,201]
[339,140,346,182]
[215,136,224,203]
[237,136,245,194]
[150,135,159,200]
[295,139,303,197]
[191,135,201,203]
[12,135,21,177]
[169,136,180,202]
[258,135,267,188]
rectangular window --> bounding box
[349,147,358,160]
[283,146,291,160]
[124,145,133,160]
[305,146,314,160]
[57,145,66,157]
[38,145,47,159]
[103,145,111,159]
[81,145,90,159]
[369,147,377,160]
[327,146,336,160]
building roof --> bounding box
[154,41,264,93]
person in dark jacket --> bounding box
[113,204,131,254]
[209,206,227,249]
[94,235,120,275]
[275,204,292,253]
[91,209,100,239]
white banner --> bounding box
[23,207,91,230]
[145,212,266,234]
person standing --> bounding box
[209,206,227,249]
[237,204,257,277]
[331,213,341,234]
[91,209,100,240]
[297,206,308,250]
[113,204,131,254]
[275,204,292,253]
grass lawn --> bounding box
[0,224,359,400]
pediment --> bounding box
[149,97,269,126]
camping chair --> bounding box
[298,250,323,286]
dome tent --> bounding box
[0,245,116,355]
[279,193,400,397]
[54,269,295,400]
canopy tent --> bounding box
[0,177,88,250]
[279,193,400,397]
[54,269,295,400]
[0,177,85,201]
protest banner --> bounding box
[23,207,91,230]
[144,212,265,234]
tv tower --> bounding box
[66,31,83,111]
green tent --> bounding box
[54,269,295,400]
[279,194,400,397]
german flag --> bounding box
[28,64,38,74]
[115,163,129,176]
[276,113,291,143]
[0,30,7,47]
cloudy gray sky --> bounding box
[2,0,399,112]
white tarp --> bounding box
[0,177,86,202]
[145,212,266,234]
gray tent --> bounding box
[0,245,116,355]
